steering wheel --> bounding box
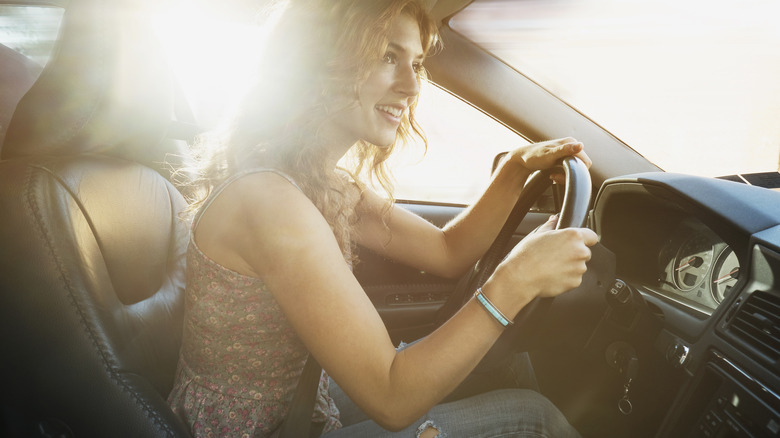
[436,156,592,345]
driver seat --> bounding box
[0,0,192,436]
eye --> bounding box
[412,62,424,74]
[382,52,397,65]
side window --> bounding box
[387,82,531,205]
[0,6,63,67]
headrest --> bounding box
[0,44,42,150]
[2,0,178,168]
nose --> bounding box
[394,62,420,98]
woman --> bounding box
[168,0,597,436]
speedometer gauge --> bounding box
[711,247,740,303]
[673,234,714,292]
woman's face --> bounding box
[328,14,424,150]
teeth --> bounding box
[377,105,403,118]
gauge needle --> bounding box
[675,257,698,271]
[714,268,739,284]
[676,258,693,271]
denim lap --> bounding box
[322,387,581,438]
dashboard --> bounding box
[591,175,752,317]
[590,172,780,438]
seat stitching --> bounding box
[24,163,179,437]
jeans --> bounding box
[323,387,581,438]
[321,353,581,438]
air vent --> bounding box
[728,291,780,363]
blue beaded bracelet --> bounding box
[474,287,514,327]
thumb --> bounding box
[578,227,600,247]
[536,214,559,233]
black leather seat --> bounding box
[0,0,193,436]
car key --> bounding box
[618,356,639,415]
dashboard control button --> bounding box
[666,341,690,368]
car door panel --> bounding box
[355,201,551,343]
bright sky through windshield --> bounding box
[452,0,780,177]
[155,0,779,180]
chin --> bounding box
[368,132,399,149]
[374,141,394,149]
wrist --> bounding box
[479,277,533,323]
[474,287,514,327]
[496,152,531,190]
[504,150,529,173]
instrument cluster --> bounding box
[655,219,741,312]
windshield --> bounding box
[451,0,780,178]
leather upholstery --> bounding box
[0,156,190,437]
[0,0,193,436]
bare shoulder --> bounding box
[231,172,333,241]
[195,171,336,277]
[226,171,313,217]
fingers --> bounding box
[496,226,600,300]
[559,139,582,154]
[578,227,600,247]
[516,137,590,173]
[557,228,597,259]
[563,228,599,259]
[547,139,590,184]
[548,138,580,158]
[573,147,592,169]
[557,228,598,292]
[556,140,591,168]
[534,222,597,246]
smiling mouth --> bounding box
[376,104,404,119]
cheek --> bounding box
[358,71,392,104]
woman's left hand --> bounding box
[508,137,591,179]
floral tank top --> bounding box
[168,169,342,437]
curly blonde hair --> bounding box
[186,0,440,260]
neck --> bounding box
[318,125,359,171]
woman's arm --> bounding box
[355,137,591,279]
[206,171,597,431]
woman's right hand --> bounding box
[483,215,600,315]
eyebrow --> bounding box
[387,42,425,61]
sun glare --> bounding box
[453,0,780,177]
[153,2,274,130]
